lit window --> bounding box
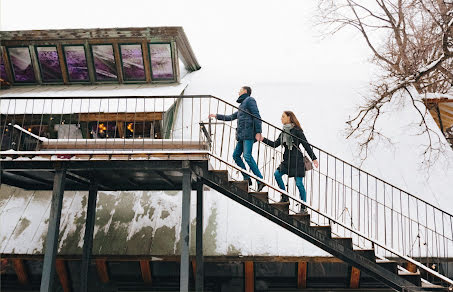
[36,46,63,82]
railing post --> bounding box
[180,161,191,292]
[40,168,66,292]
[196,181,204,292]
[80,176,98,292]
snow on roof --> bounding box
[0,75,192,114]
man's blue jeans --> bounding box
[233,140,263,181]
[274,169,306,202]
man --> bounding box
[209,86,265,191]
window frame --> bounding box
[148,42,176,82]
[6,46,37,84]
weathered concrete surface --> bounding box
[0,184,328,257]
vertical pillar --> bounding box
[244,261,254,292]
[180,161,191,292]
[195,182,204,292]
[80,179,98,292]
[40,168,66,292]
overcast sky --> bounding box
[0,0,375,83]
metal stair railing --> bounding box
[198,95,453,288]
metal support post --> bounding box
[180,161,191,292]
[80,178,98,292]
[40,168,66,292]
[196,182,204,291]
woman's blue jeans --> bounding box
[274,169,306,202]
[233,140,263,180]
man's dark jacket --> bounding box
[262,127,317,177]
[216,94,262,141]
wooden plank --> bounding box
[11,259,29,285]
[406,262,417,273]
[1,46,14,82]
[191,259,196,284]
[244,261,254,292]
[113,43,123,84]
[297,261,307,289]
[140,260,152,284]
[142,41,151,83]
[56,259,72,292]
[95,259,110,283]
[56,44,69,84]
[350,266,360,289]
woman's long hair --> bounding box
[284,111,302,129]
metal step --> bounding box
[249,192,268,203]
[270,201,290,213]
[332,237,353,250]
[232,180,249,192]
[290,213,311,225]
[398,271,421,286]
[353,249,376,262]
[376,260,398,274]
[311,225,332,239]
[210,170,230,181]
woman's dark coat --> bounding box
[262,127,317,177]
[216,94,262,141]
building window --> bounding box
[119,44,146,81]
[7,47,36,83]
[63,45,89,82]
[35,46,63,83]
[91,44,118,81]
[149,43,174,80]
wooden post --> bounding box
[95,260,109,283]
[350,266,361,289]
[40,168,66,292]
[244,261,254,292]
[12,259,29,285]
[180,161,191,292]
[297,261,307,289]
[140,260,152,284]
[406,262,417,273]
[56,260,72,292]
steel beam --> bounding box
[195,182,204,292]
[180,161,191,292]
[80,178,98,292]
[40,168,66,292]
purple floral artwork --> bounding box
[8,47,36,82]
[0,51,8,81]
[36,46,63,82]
[120,44,145,81]
[91,45,117,81]
[149,44,174,80]
[64,46,89,81]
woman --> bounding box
[261,111,318,213]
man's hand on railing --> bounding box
[313,159,319,168]
[208,114,217,119]
[256,133,263,142]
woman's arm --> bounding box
[262,134,281,148]
[296,129,317,161]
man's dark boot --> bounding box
[257,181,265,192]
[279,195,289,203]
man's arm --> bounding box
[211,111,238,121]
